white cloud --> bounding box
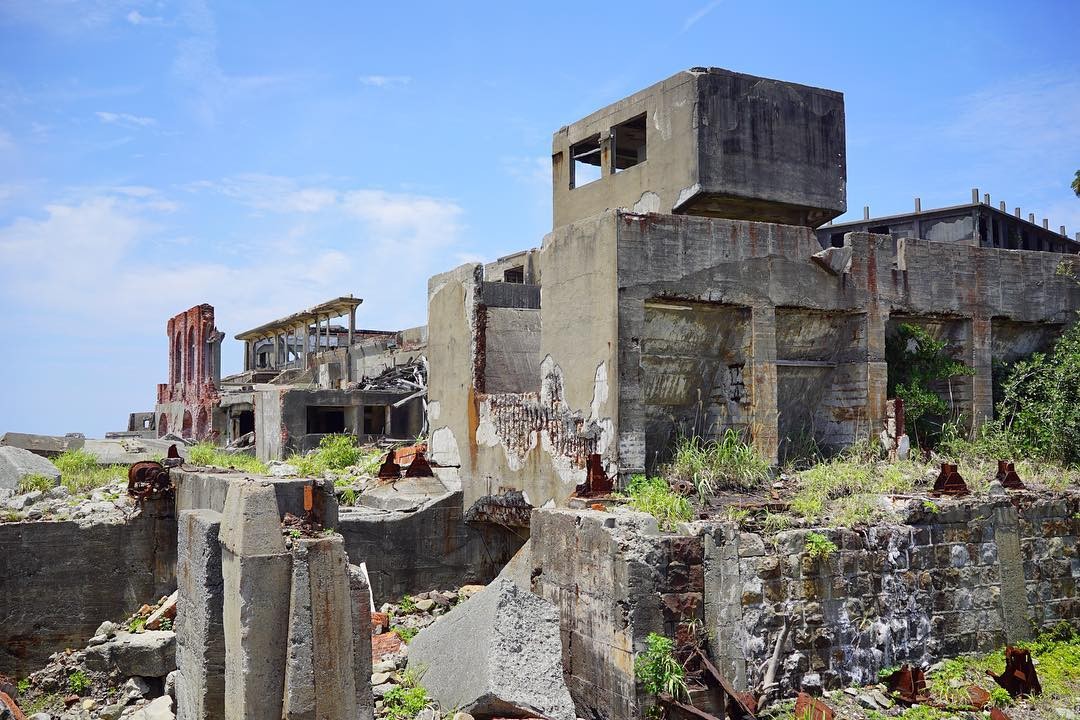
[359,75,411,88]
[126,10,164,26]
[96,111,157,128]
[194,174,340,214]
[683,0,723,31]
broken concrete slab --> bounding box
[810,245,853,275]
[176,509,225,720]
[219,481,291,720]
[494,538,533,590]
[407,577,575,720]
[130,695,176,720]
[83,630,176,678]
[0,446,60,498]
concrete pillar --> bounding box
[348,565,374,719]
[282,536,365,720]
[219,481,292,720]
[176,509,226,720]
[243,341,250,372]
[971,315,993,429]
[749,305,779,464]
[348,307,356,347]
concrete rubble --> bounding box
[0,446,61,499]
[408,578,576,720]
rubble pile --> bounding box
[13,599,179,720]
[0,481,131,525]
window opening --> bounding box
[363,405,387,435]
[307,406,346,434]
[503,266,525,283]
[612,114,647,172]
[570,134,602,189]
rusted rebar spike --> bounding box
[988,646,1041,698]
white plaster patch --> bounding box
[590,361,609,420]
[429,426,461,467]
[427,400,441,422]
[630,191,661,214]
[674,184,702,211]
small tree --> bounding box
[886,323,973,446]
[1072,169,1080,198]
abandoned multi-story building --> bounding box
[153,297,427,457]
[425,66,1080,511]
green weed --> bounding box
[287,434,383,478]
[188,443,269,474]
[382,682,431,720]
[67,669,91,695]
[804,532,837,561]
[619,475,693,532]
[398,595,417,614]
[17,474,54,493]
[53,449,126,495]
[634,632,688,700]
[393,626,418,643]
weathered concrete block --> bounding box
[219,481,291,720]
[0,446,60,497]
[282,536,361,720]
[176,509,224,720]
[408,577,575,720]
[83,631,176,678]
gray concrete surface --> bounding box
[408,577,575,720]
[84,631,176,678]
[175,509,225,720]
[0,446,60,497]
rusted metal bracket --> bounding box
[988,646,1041,698]
[377,451,402,480]
[884,664,929,704]
[127,460,173,502]
[404,449,434,477]
[932,462,969,496]
[996,461,1025,490]
[694,647,756,720]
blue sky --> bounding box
[1,0,1078,438]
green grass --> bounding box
[287,434,384,478]
[381,670,431,720]
[188,443,269,474]
[67,669,91,695]
[393,626,418,642]
[52,449,126,495]
[670,429,770,497]
[398,595,417,613]
[619,475,693,531]
[17,473,54,493]
[634,632,689,700]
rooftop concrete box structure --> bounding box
[553,67,846,229]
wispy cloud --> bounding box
[683,0,723,31]
[126,10,165,26]
[0,129,13,151]
[95,111,157,128]
[359,75,411,88]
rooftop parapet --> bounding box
[552,67,846,229]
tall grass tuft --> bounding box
[670,429,770,498]
[188,443,269,475]
[53,448,126,494]
[619,475,693,531]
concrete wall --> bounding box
[0,499,176,677]
[338,490,525,602]
[484,307,541,394]
[705,493,1080,691]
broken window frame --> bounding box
[611,113,647,173]
[503,266,525,284]
[569,134,602,189]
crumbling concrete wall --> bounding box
[157,304,222,442]
[0,499,176,677]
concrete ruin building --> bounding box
[152,298,427,458]
[425,66,1080,512]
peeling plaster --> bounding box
[630,191,661,214]
[427,400,441,422]
[430,426,461,467]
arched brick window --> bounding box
[186,327,196,384]
[173,332,182,385]
[159,415,168,437]
[182,411,193,439]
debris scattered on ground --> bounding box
[0,479,132,525]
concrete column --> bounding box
[243,341,250,372]
[282,536,364,720]
[749,305,779,464]
[866,303,889,440]
[348,307,356,347]
[348,565,374,719]
[971,315,993,429]
[219,481,292,720]
[176,509,226,720]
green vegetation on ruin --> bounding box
[188,443,269,475]
[670,429,771,496]
[16,473,55,494]
[53,448,127,495]
[381,669,432,720]
[619,474,693,531]
[287,434,383,478]
[634,632,688,701]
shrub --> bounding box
[620,475,693,531]
[670,429,770,496]
[886,322,973,445]
[804,532,837,560]
[634,632,688,699]
[382,683,430,720]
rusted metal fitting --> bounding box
[377,451,401,480]
[932,462,969,496]
[128,460,173,502]
[884,664,929,704]
[996,460,1025,490]
[988,646,1041,698]
[404,449,434,478]
[574,453,614,498]
[670,478,695,497]
[794,692,834,720]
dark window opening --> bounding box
[238,410,254,436]
[829,232,845,248]
[1021,230,1030,251]
[569,135,601,189]
[307,406,346,434]
[868,225,890,235]
[978,218,988,246]
[991,218,1000,248]
[503,266,525,283]
[612,114,647,172]
[363,405,387,435]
